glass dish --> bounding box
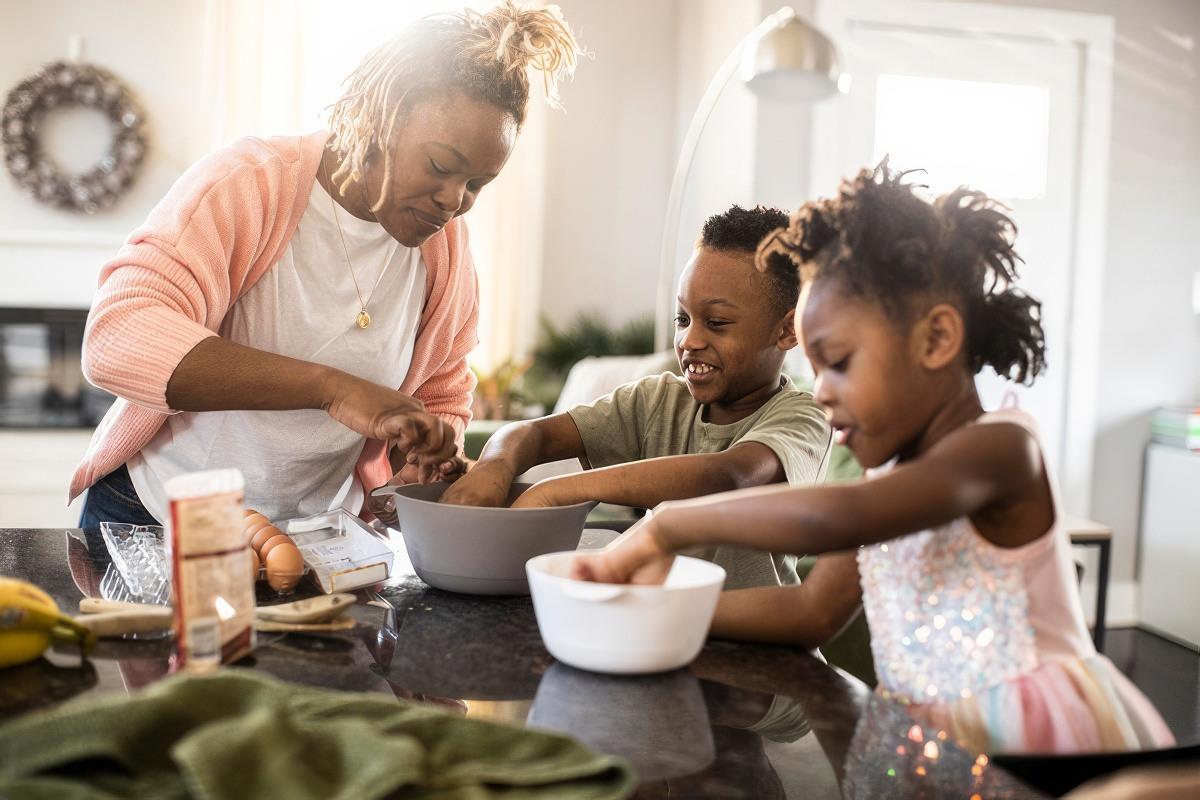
[99,522,169,604]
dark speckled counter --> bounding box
[0,528,1044,798]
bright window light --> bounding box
[872,74,1050,200]
[297,0,493,128]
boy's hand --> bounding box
[509,478,574,509]
[439,461,513,507]
[570,512,675,585]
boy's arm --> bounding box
[440,413,589,506]
[709,551,862,648]
[511,441,785,509]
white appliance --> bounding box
[1138,443,1200,648]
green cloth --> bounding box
[567,373,831,590]
[0,670,634,800]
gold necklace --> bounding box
[323,160,387,329]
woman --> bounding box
[72,2,584,527]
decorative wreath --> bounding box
[2,60,148,214]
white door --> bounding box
[811,1,1114,510]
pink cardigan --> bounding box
[70,131,479,504]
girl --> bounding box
[574,163,1175,755]
[73,3,585,527]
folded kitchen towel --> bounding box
[0,669,635,800]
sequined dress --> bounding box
[857,408,1174,754]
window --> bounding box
[872,74,1050,200]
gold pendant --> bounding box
[356,310,371,329]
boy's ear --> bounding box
[915,303,965,370]
[776,308,800,352]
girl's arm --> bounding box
[657,421,1043,556]
[709,551,863,648]
[575,421,1045,584]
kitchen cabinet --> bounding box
[0,430,91,528]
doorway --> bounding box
[810,0,1114,513]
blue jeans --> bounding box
[78,464,159,532]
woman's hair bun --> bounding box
[463,1,587,109]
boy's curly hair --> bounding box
[700,205,799,318]
[758,160,1046,384]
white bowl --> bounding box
[526,551,725,674]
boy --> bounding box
[439,205,831,590]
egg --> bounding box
[250,524,282,554]
[243,511,275,549]
[264,542,304,592]
[249,548,261,581]
[243,510,269,528]
[258,533,293,561]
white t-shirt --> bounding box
[128,178,426,523]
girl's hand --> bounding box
[570,512,675,585]
[439,461,513,506]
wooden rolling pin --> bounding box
[76,594,357,637]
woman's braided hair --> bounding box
[327,1,585,211]
[758,160,1047,384]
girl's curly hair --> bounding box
[757,160,1047,385]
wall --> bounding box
[756,0,817,210]
[0,0,208,309]
[536,0,678,330]
[536,0,819,332]
[670,0,759,316]
[968,0,1200,624]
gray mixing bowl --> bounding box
[379,482,596,595]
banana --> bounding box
[0,630,53,670]
[0,577,94,669]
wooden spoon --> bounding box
[77,593,357,637]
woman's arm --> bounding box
[511,442,785,509]
[709,552,862,648]
[167,337,455,452]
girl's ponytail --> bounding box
[936,188,1048,385]
[969,288,1046,385]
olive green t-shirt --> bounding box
[567,373,832,590]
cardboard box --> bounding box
[284,509,394,593]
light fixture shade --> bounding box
[742,16,842,102]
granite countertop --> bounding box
[0,528,1044,798]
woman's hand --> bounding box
[322,371,435,442]
[369,456,468,524]
[570,510,675,585]
[395,443,466,485]
[439,461,514,507]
